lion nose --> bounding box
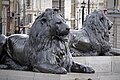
[66,28,70,31]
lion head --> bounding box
[27,8,70,53]
[29,8,70,43]
[27,8,70,54]
[83,10,113,55]
[84,10,112,35]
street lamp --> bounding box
[23,0,26,34]
[59,0,61,11]
[0,0,2,34]
[76,11,79,30]
[17,0,20,34]
[81,0,86,25]
[0,16,2,34]
[88,0,90,14]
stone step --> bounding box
[0,56,120,80]
[0,69,120,80]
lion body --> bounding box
[69,10,113,56]
[7,34,29,65]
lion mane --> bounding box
[69,10,113,56]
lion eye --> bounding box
[56,21,62,24]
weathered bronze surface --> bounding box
[0,8,95,74]
[69,10,113,56]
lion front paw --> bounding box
[71,62,95,73]
[81,66,95,73]
[36,64,67,74]
[0,64,9,69]
[55,67,67,74]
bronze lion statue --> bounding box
[0,8,95,74]
[0,34,7,65]
[69,10,113,56]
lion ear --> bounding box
[40,17,47,24]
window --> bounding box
[26,0,31,9]
[27,14,32,24]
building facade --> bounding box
[52,0,64,15]
[106,0,120,49]
[1,0,106,34]
[1,0,52,34]
[1,0,120,49]
[61,0,106,30]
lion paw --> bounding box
[53,67,67,74]
[0,64,9,69]
[71,62,95,73]
[81,66,95,73]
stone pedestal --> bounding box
[0,56,120,80]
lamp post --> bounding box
[0,0,2,34]
[81,0,86,25]
[7,0,10,34]
[0,16,2,34]
[88,0,90,14]
[17,0,20,33]
[59,0,61,11]
[76,6,79,30]
[76,11,79,29]
[23,0,26,34]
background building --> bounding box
[106,0,120,48]
[70,0,105,29]
[1,0,120,48]
[52,0,64,15]
[1,0,52,35]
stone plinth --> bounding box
[0,56,120,80]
